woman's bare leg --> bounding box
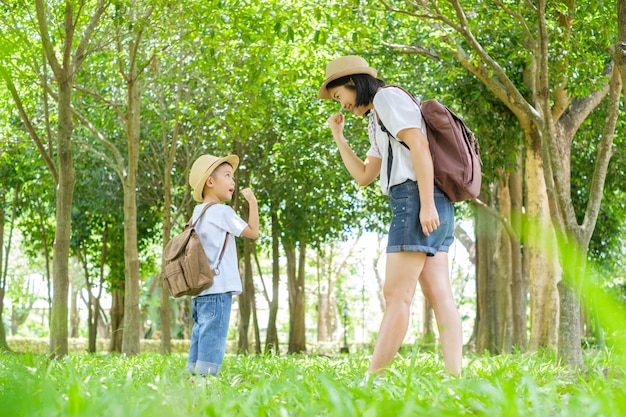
[419,252,462,376]
[368,252,426,374]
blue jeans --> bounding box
[186,293,233,376]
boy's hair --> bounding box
[326,74,386,108]
[209,161,234,178]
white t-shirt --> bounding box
[191,202,248,296]
[366,86,428,195]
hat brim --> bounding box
[318,66,378,100]
[192,154,239,202]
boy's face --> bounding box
[205,163,235,202]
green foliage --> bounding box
[0,351,624,416]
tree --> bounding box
[379,0,621,365]
[0,0,108,357]
[71,1,182,354]
[0,153,20,350]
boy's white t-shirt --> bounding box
[191,202,248,296]
[366,86,428,195]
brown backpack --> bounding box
[379,86,482,202]
[163,203,228,298]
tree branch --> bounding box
[0,66,58,182]
[558,64,611,141]
[63,105,126,181]
[73,0,109,70]
[73,84,127,121]
[381,41,441,60]
[379,0,540,122]
[550,1,575,121]
[34,0,62,78]
[473,197,519,241]
[581,64,621,242]
[489,0,535,44]
[535,0,569,236]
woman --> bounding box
[319,55,462,376]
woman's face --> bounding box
[328,84,371,116]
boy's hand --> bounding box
[240,188,259,239]
[241,188,257,205]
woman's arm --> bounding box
[327,112,381,186]
[397,127,440,236]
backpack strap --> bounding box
[189,202,215,228]
[189,202,229,272]
[374,89,413,191]
[214,233,229,273]
[376,84,420,151]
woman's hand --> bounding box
[327,112,345,139]
[419,202,440,237]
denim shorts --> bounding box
[387,180,454,256]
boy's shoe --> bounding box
[190,375,208,386]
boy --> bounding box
[186,153,259,379]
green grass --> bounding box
[0,349,624,417]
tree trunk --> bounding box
[0,191,10,351]
[264,208,280,353]
[49,78,75,358]
[495,177,513,353]
[121,45,142,355]
[316,251,331,342]
[109,290,124,352]
[88,296,99,353]
[0,292,7,351]
[509,161,527,350]
[286,239,307,353]
[422,298,435,345]
[525,141,560,352]
[555,222,587,370]
[157,88,179,355]
[238,240,253,353]
[475,191,498,353]
[70,286,79,338]
[557,278,583,366]
[251,281,261,355]
[372,234,386,314]
[159,282,172,354]
[158,159,174,355]
[317,245,351,343]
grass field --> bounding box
[1,347,624,417]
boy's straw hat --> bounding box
[318,55,378,100]
[189,154,239,202]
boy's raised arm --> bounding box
[240,188,259,240]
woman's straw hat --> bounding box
[318,55,377,100]
[189,154,239,202]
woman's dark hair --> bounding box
[326,74,386,108]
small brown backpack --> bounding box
[163,203,228,298]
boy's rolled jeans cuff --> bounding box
[186,361,220,376]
